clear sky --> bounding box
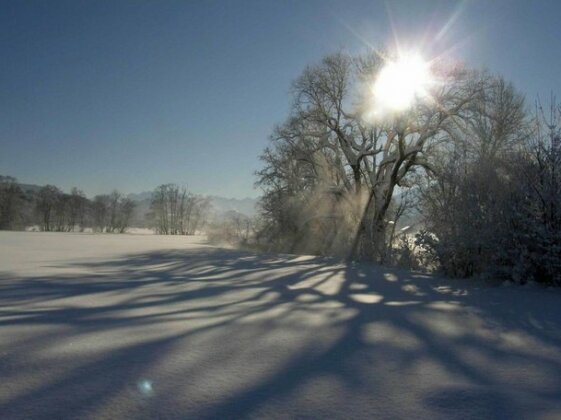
[1,0,560,198]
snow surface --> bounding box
[1,231,561,419]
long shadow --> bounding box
[1,246,561,419]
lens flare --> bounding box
[137,379,154,396]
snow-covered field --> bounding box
[1,231,561,419]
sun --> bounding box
[371,52,432,113]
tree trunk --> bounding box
[349,186,394,263]
[372,212,388,264]
[351,164,361,194]
[349,191,374,260]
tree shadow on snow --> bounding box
[1,246,561,419]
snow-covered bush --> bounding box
[419,128,561,285]
[503,140,561,285]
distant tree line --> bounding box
[0,180,136,233]
[256,50,561,286]
[0,180,220,235]
[0,176,28,230]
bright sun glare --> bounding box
[372,53,432,113]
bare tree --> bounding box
[151,184,174,234]
[416,77,529,276]
[68,188,88,231]
[151,184,210,235]
[117,198,135,233]
[258,51,483,261]
[92,194,110,232]
[0,176,24,230]
[35,185,63,231]
[506,98,561,284]
[107,191,122,232]
[459,76,528,160]
[52,192,71,232]
[90,191,133,233]
[183,195,211,235]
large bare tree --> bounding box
[259,51,484,261]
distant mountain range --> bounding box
[10,180,259,218]
[17,183,42,194]
[127,191,259,218]
[205,195,259,217]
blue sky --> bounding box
[1,0,560,198]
